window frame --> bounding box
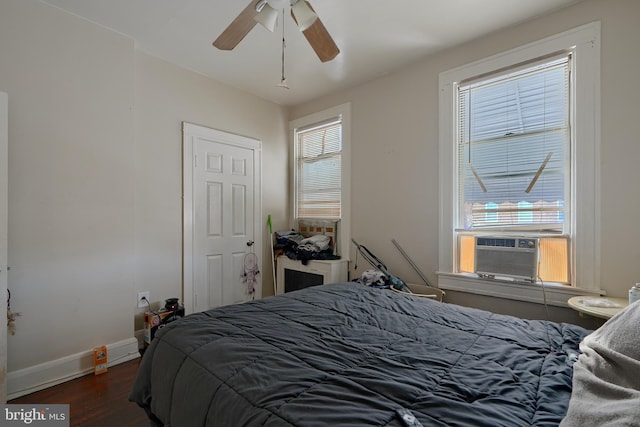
[438,22,601,300]
[294,118,343,219]
[457,54,571,233]
[290,103,351,257]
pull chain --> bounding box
[277,8,289,89]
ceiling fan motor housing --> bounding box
[265,0,289,10]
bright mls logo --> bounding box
[1,405,69,426]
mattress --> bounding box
[130,283,589,426]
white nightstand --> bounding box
[276,256,348,294]
[567,296,628,320]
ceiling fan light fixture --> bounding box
[214,0,340,63]
[254,3,279,32]
[255,0,268,13]
[291,0,318,31]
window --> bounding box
[290,103,351,256]
[458,55,571,283]
[439,23,601,296]
[459,55,569,232]
[295,119,342,218]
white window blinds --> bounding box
[295,118,342,218]
[457,55,570,230]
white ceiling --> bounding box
[41,0,584,106]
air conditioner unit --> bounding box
[474,237,539,283]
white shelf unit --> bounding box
[276,255,349,295]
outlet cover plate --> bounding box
[137,291,150,308]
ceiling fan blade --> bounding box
[213,0,260,50]
[291,2,340,62]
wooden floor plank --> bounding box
[9,357,149,426]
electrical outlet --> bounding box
[137,291,150,309]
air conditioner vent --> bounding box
[474,237,538,282]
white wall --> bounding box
[0,0,288,395]
[133,52,289,329]
[0,0,136,372]
[290,0,640,319]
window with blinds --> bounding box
[457,55,570,232]
[440,23,600,291]
[295,118,342,219]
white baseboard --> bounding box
[134,328,145,350]
[7,337,140,400]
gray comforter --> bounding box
[130,283,588,426]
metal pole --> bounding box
[391,238,434,288]
[268,215,277,295]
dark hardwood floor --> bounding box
[9,357,150,426]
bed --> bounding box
[130,282,590,426]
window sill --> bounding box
[436,272,603,307]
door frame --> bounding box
[1,92,8,402]
[182,122,262,314]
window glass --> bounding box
[296,121,342,219]
[458,56,570,232]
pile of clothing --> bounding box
[276,230,340,264]
[354,270,390,288]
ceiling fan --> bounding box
[213,0,340,63]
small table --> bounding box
[567,296,628,320]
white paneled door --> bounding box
[183,123,262,314]
[1,92,8,402]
